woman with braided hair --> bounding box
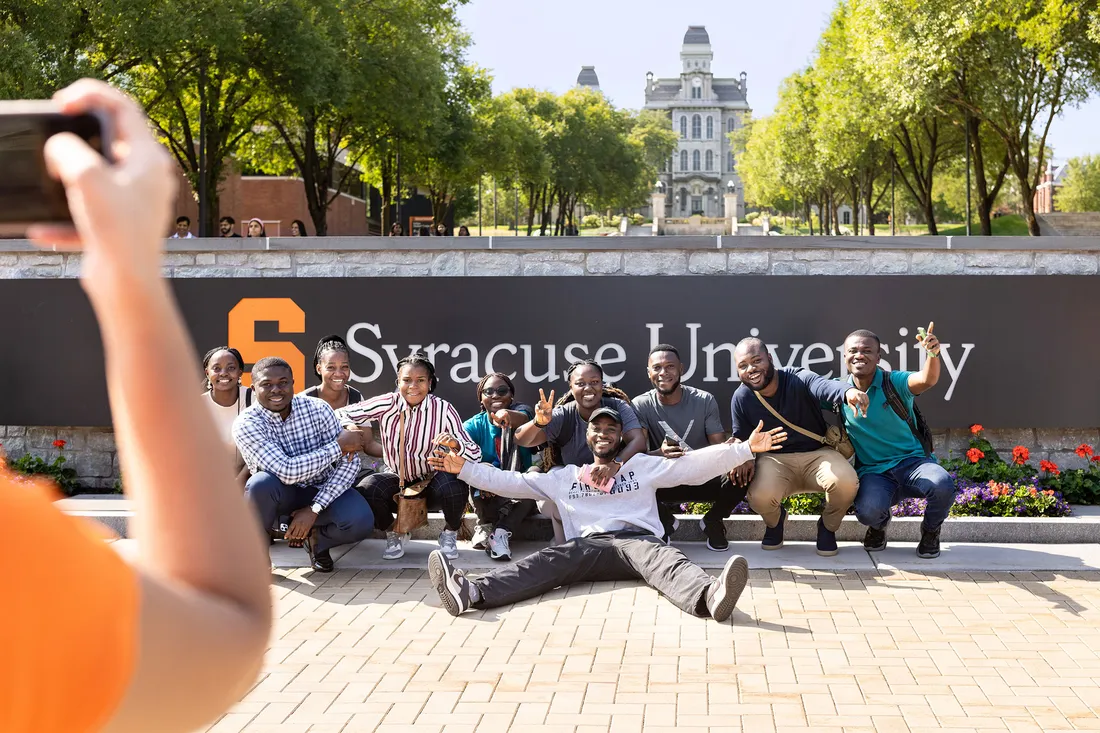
[200,346,251,486]
[462,372,539,561]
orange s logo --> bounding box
[228,298,306,389]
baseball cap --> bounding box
[588,406,623,425]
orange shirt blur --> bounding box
[1,466,138,732]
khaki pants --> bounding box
[747,448,858,532]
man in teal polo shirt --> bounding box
[841,326,954,559]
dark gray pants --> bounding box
[469,492,537,533]
[471,532,715,617]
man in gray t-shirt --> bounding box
[632,345,744,551]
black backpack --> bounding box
[879,371,934,456]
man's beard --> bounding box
[655,377,680,396]
[747,364,777,392]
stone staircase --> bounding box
[1038,212,1100,236]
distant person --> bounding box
[171,215,193,238]
[389,223,403,236]
[18,79,271,732]
[246,218,266,237]
[435,223,448,236]
[219,216,241,238]
[290,219,308,236]
[201,346,251,486]
[234,357,374,573]
[457,225,470,236]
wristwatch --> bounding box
[310,502,323,515]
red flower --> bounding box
[52,439,66,449]
[1011,446,1030,465]
[1075,444,1094,459]
[1040,459,1061,476]
[1092,456,1100,464]
[967,448,985,463]
[970,424,984,435]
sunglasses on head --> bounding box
[482,386,511,397]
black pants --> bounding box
[469,491,537,533]
[357,471,469,532]
[471,531,715,617]
[656,474,746,531]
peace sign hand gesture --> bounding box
[534,388,555,427]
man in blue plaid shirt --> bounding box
[234,357,374,572]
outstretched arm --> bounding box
[908,321,942,395]
[30,80,270,733]
[429,449,558,501]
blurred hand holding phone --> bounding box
[0,101,112,236]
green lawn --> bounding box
[939,214,1030,236]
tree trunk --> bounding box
[849,178,861,235]
[863,183,875,236]
[380,154,393,234]
[967,117,1008,237]
[525,183,538,236]
[891,119,944,236]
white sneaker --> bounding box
[706,555,749,622]
[439,529,459,560]
[487,528,512,561]
[470,523,493,550]
[383,531,405,560]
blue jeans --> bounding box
[246,472,375,553]
[853,457,955,533]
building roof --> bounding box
[577,66,600,89]
[683,26,710,45]
[713,83,746,102]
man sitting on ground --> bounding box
[632,344,737,550]
[731,338,867,556]
[425,407,787,622]
[234,357,374,572]
[841,326,953,558]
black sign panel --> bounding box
[1,276,1096,429]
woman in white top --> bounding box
[201,346,251,486]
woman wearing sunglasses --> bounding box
[461,373,539,561]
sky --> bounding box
[456,0,1099,166]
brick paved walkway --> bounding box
[206,567,1100,733]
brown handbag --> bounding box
[392,409,431,534]
[752,389,855,460]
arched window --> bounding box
[727,117,736,133]
[706,116,713,139]
[680,116,687,139]
[705,150,714,171]
[679,187,688,212]
[728,152,735,172]
[691,85,701,99]
[692,150,701,171]
[691,114,701,139]
[680,150,688,171]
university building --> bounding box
[643,26,750,220]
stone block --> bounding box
[808,260,872,276]
[769,250,794,261]
[18,266,63,278]
[297,264,347,277]
[15,253,63,267]
[72,451,115,478]
[394,265,431,277]
[174,267,241,278]
[293,251,338,265]
[195,253,216,265]
[163,253,195,267]
[336,251,377,264]
[688,251,728,274]
[85,430,118,452]
[260,269,295,278]
[835,250,871,261]
[247,252,293,269]
[523,261,584,276]
[467,252,521,277]
[430,251,465,276]
[1035,253,1099,275]
[586,252,622,274]
[375,251,432,264]
[25,427,58,449]
[726,251,769,274]
[346,264,400,277]
[982,428,1037,452]
[63,256,83,277]
[1048,451,1091,471]
[4,438,26,455]
[215,252,250,266]
[4,426,26,437]
[770,260,809,275]
[623,251,688,275]
[522,251,585,263]
[911,252,964,275]
[794,249,833,261]
[1036,428,1100,450]
[965,252,1033,269]
[963,267,1035,275]
[0,254,16,266]
[56,430,87,451]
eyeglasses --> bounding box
[482,387,511,397]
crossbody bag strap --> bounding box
[397,408,407,489]
[752,389,825,444]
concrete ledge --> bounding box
[60,496,1100,543]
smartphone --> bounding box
[0,101,113,236]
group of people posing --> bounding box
[201,324,951,622]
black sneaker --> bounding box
[706,554,749,622]
[761,507,786,550]
[658,503,678,542]
[917,527,941,559]
[863,524,888,552]
[303,532,334,572]
[700,517,729,551]
[816,517,838,557]
[428,549,472,616]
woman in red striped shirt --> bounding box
[340,353,480,561]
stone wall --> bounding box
[2,235,1098,491]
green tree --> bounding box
[1058,154,1100,211]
